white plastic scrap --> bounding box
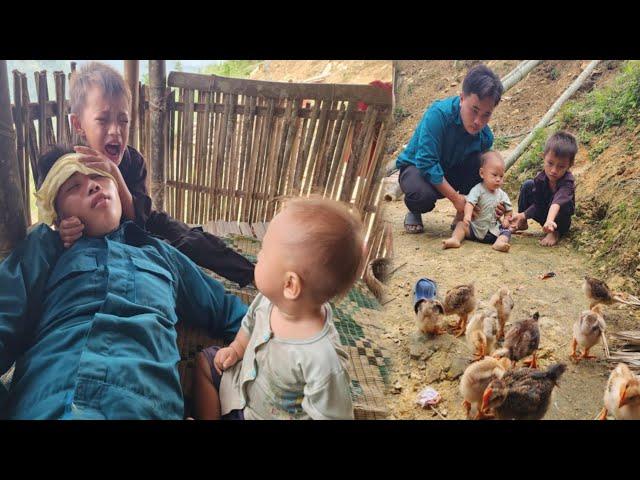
[416,386,441,407]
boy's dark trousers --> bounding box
[398,156,482,214]
[518,179,574,235]
[145,211,255,287]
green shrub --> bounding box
[560,60,640,134]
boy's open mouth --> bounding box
[104,143,121,158]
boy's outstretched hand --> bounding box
[213,346,239,375]
[509,212,526,232]
[58,216,85,248]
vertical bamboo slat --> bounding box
[240,96,257,221]
[222,93,238,222]
[11,71,27,216]
[341,106,376,203]
[327,101,355,199]
[252,98,275,223]
[21,74,39,184]
[54,72,66,148]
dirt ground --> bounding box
[379,200,640,420]
[378,60,638,420]
[249,60,391,85]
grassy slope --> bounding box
[504,61,640,291]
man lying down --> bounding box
[0,146,247,419]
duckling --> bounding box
[583,276,640,309]
[460,356,512,419]
[570,306,606,362]
[481,363,567,420]
[597,363,640,420]
[489,287,514,340]
[583,276,616,309]
[465,304,499,360]
[443,283,476,338]
[416,299,446,335]
[493,312,541,368]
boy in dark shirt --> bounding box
[509,131,577,247]
[53,61,254,286]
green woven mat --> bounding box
[177,234,391,420]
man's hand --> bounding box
[462,216,471,228]
[543,220,557,233]
[452,193,467,215]
[58,216,85,248]
[495,202,507,219]
[73,146,120,179]
[213,346,239,375]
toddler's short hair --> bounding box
[69,61,131,115]
[282,197,364,304]
[480,150,504,168]
[544,131,578,166]
[463,64,504,106]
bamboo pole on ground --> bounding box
[149,60,166,211]
[501,60,543,92]
[505,60,600,172]
[0,60,27,256]
[124,60,139,149]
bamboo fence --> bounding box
[156,72,393,262]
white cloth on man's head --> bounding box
[35,153,117,225]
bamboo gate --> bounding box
[8,68,393,268]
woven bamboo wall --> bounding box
[157,72,392,260]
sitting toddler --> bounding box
[443,150,513,252]
[194,197,364,420]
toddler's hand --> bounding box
[543,220,557,233]
[213,346,239,375]
[501,217,511,229]
[58,216,85,248]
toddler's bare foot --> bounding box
[492,241,511,253]
[442,238,461,249]
[540,231,559,247]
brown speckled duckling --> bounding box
[443,283,476,337]
[481,363,566,420]
[494,312,540,368]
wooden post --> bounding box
[0,60,27,256]
[124,60,139,149]
[149,60,166,211]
